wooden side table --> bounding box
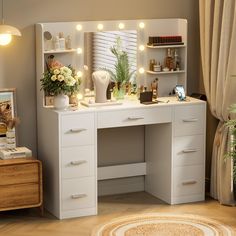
[0,158,43,215]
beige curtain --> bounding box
[199,0,236,205]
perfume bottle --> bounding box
[164,48,174,71]
[53,36,60,50]
[151,78,159,99]
[58,32,65,50]
[174,49,180,71]
[65,35,72,50]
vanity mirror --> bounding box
[36,18,187,107]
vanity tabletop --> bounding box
[49,96,206,115]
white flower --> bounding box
[57,74,65,82]
[53,69,60,75]
[65,76,76,86]
[60,66,72,76]
[51,75,57,81]
[74,75,80,83]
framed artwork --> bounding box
[0,88,17,149]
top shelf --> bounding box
[43,49,77,54]
[146,44,186,49]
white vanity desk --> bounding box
[38,96,206,219]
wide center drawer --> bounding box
[97,106,172,129]
[0,163,39,186]
[61,113,95,147]
[62,177,96,211]
[61,146,95,179]
[174,104,205,136]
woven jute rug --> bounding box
[91,213,235,236]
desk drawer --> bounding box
[97,106,172,129]
[61,113,94,147]
[62,177,96,211]
[174,135,205,167]
[61,146,95,179]
[173,165,204,197]
[174,105,205,136]
[0,163,39,185]
[0,183,40,209]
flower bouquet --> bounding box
[41,55,81,96]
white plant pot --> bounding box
[53,94,69,110]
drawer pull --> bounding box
[182,180,197,185]
[69,128,87,133]
[71,193,87,199]
[128,116,144,120]
[70,160,87,165]
[182,149,197,153]
[182,118,198,122]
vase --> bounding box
[6,129,16,149]
[53,93,69,110]
[113,82,126,100]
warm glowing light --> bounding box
[77,93,83,100]
[139,22,145,29]
[118,23,125,29]
[76,24,82,31]
[97,24,104,30]
[139,68,145,74]
[0,34,12,46]
[77,47,83,54]
[139,45,145,51]
[77,71,83,77]
[83,65,89,71]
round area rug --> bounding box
[91,213,234,236]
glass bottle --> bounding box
[164,48,174,71]
[174,49,180,71]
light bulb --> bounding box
[77,47,82,54]
[139,45,145,51]
[139,68,145,74]
[97,24,104,30]
[0,34,12,46]
[139,22,145,29]
[77,71,83,77]
[77,93,83,100]
[118,23,125,29]
[76,24,82,31]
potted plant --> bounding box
[102,37,135,99]
[40,55,81,109]
[225,104,236,197]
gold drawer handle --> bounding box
[182,118,198,122]
[182,180,197,185]
[69,128,87,133]
[182,149,197,153]
[70,160,87,166]
[71,193,87,199]
[128,116,144,120]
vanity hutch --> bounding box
[36,19,206,219]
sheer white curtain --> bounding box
[199,0,236,205]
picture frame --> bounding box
[175,85,186,101]
[0,88,17,149]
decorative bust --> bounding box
[92,71,110,103]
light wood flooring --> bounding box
[0,192,236,236]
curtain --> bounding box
[199,0,236,205]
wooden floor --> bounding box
[0,192,236,236]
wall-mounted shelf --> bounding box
[146,44,186,49]
[43,49,77,54]
[146,70,185,75]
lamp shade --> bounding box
[0,24,21,36]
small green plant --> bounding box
[102,37,135,85]
[225,104,236,182]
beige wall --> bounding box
[0,0,200,155]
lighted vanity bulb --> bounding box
[77,93,83,100]
[139,68,145,74]
[84,65,89,71]
[139,22,145,29]
[139,45,145,51]
[77,47,83,54]
[97,24,104,31]
[77,71,83,77]
[118,23,125,29]
[0,34,12,45]
[76,24,82,31]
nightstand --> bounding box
[0,158,43,214]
